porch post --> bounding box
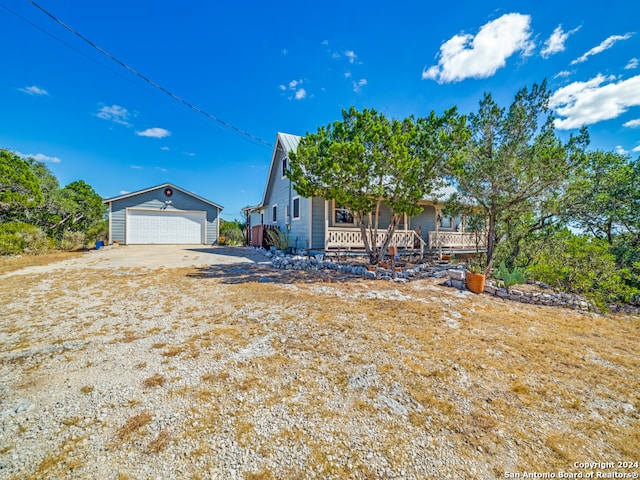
[435,205,442,260]
[324,200,329,250]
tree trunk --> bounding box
[485,214,497,275]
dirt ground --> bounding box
[1,246,638,479]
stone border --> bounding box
[446,269,593,311]
[256,248,595,311]
[254,247,451,282]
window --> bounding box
[334,204,354,224]
[439,215,452,229]
[281,156,287,178]
[292,197,300,220]
[285,205,290,224]
[272,205,277,223]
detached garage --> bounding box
[103,183,223,245]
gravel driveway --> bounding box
[1,245,270,277]
[1,245,637,479]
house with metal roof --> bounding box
[244,132,484,255]
[103,183,223,245]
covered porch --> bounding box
[324,202,486,256]
[325,226,486,255]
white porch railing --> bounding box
[327,227,424,249]
[428,231,487,251]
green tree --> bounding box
[446,81,589,273]
[562,150,639,244]
[288,106,462,263]
[0,149,43,219]
[23,159,67,234]
[59,180,106,234]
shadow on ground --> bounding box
[186,263,362,285]
[184,246,269,263]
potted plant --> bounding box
[465,263,486,294]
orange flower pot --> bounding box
[465,271,486,294]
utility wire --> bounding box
[30,1,273,148]
[1,3,108,71]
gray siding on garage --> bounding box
[108,186,220,244]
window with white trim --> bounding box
[292,197,300,220]
[272,205,277,223]
[281,156,287,178]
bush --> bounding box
[525,230,638,308]
[0,221,53,255]
[219,220,244,245]
[58,230,86,251]
[0,222,26,254]
[85,219,108,243]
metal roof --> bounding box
[277,132,301,155]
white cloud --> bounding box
[119,190,129,195]
[344,71,352,78]
[19,85,49,96]
[281,79,307,100]
[571,33,634,65]
[160,146,170,151]
[16,151,61,163]
[625,58,639,70]
[130,165,142,169]
[422,13,534,83]
[616,145,628,155]
[183,152,196,157]
[321,40,329,46]
[281,48,289,55]
[623,119,640,128]
[345,50,357,64]
[633,145,640,152]
[541,25,580,58]
[135,128,171,138]
[550,74,640,129]
[554,70,573,79]
[353,79,367,93]
[96,105,131,126]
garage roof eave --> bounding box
[102,182,223,210]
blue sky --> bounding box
[1,1,639,220]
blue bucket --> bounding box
[95,240,105,250]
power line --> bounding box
[30,1,273,149]
[1,3,107,70]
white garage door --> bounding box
[127,209,205,244]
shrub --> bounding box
[20,224,53,254]
[0,222,26,255]
[0,221,52,255]
[525,230,637,308]
[219,220,244,245]
[59,230,86,251]
[265,228,290,250]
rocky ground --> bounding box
[0,246,638,479]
